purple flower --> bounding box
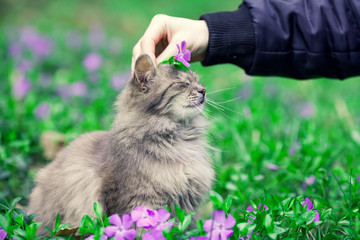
[246,204,269,223]
[154,208,173,232]
[266,163,279,171]
[34,102,51,119]
[111,72,129,91]
[175,41,191,67]
[104,214,136,240]
[130,206,158,229]
[19,26,51,58]
[83,53,103,72]
[302,198,320,222]
[12,74,31,99]
[298,102,315,118]
[288,141,301,155]
[8,43,23,58]
[305,175,316,186]
[88,25,106,48]
[190,237,208,240]
[70,82,88,97]
[357,175,360,183]
[0,227,7,240]
[17,59,33,73]
[203,210,236,240]
[142,229,165,240]
[85,234,108,240]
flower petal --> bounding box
[258,204,269,211]
[203,219,214,233]
[212,210,226,224]
[313,210,320,222]
[121,214,134,229]
[109,214,122,226]
[220,229,234,239]
[303,198,313,211]
[224,214,236,229]
[130,206,146,221]
[181,41,186,52]
[183,49,191,62]
[157,208,171,222]
[105,226,118,237]
[123,229,137,240]
[114,231,125,240]
[246,205,254,212]
[176,44,181,54]
[208,229,221,240]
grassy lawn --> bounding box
[0,0,359,239]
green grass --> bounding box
[0,0,359,239]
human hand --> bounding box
[131,14,209,73]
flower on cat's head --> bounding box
[130,206,159,229]
[203,210,236,240]
[158,41,191,71]
[175,41,191,67]
[104,214,136,240]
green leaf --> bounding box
[10,197,22,209]
[264,214,274,233]
[79,215,95,235]
[178,214,192,232]
[173,60,189,71]
[238,222,256,236]
[196,219,204,233]
[55,213,61,230]
[0,214,9,230]
[0,198,9,211]
[209,190,223,208]
[93,202,103,220]
[15,214,24,226]
[222,196,233,213]
[175,204,185,222]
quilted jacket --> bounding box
[201,0,360,79]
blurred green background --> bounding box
[1,0,359,232]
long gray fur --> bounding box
[27,54,214,235]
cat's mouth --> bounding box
[187,98,205,108]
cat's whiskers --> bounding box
[206,87,237,95]
[207,98,244,115]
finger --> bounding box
[140,38,157,64]
[156,41,179,64]
[131,42,141,74]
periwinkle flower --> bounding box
[175,41,191,67]
[203,210,236,240]
[130,206,158,229]
[266,163,279,171]
[104,214,136,240]
[12,74,31,99]
[302,198,320,222]
[305,175,316,186]
[154,208,173,232]
[142,229,165,240]
[8,43,23,58]
[288,141,301,155]
[246,204,269,223]
[298,102,315,118]
[20,26,51,58]
[83,53,103,72]
[34,102,51,119]
[357,175,360,183]
[111,72,129,91]
[70,81,88,97]
[0,227,7,240]
[85,234,108,240]
[17,59,33,73]
[190,237,208,240]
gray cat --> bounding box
[27,54,214,235]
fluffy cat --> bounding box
[27,54,214,235]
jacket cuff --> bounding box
[200,4,255,71]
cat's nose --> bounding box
[198,88,206,96]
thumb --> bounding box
[156,41,179,64]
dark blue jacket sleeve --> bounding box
[201,0,360,80]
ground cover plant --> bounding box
[1,0,360,239]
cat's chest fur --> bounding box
[100,118,214,215]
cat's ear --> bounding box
[134,54,155,90]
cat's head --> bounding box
[123,54,206,121]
